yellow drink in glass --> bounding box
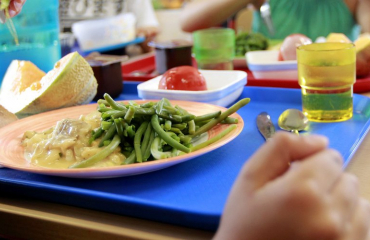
[297,43,356,122]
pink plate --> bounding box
[0,100,244,178]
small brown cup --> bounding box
[85,52,128,101]
[149,40,193,74]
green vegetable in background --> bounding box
[235,32,268,56]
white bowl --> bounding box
[246,50,297,79]
[137,70,247,107]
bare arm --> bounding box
[356,0,370,33]
[180,0,257,32]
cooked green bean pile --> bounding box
[69,94,250,168]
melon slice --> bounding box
[0,52,98,118]
[326,33,351,43]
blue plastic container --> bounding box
[0,0,61,86]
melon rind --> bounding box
[0,52,98,118]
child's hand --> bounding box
[215,132,370,240]
[7,0,26,17]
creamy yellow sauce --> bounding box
[22,110,125,169]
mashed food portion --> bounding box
[22,111,125,169]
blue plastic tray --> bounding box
[1,83,370,231]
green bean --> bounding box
[101,121,112,130]
[114,118,125,137]
[134,108,155,115]
[151,115,190,153]
[175,105,189,115]
[111,110,128,119]
[169,127,182,134]
[140,101,155,108]
[221,117,239,124]
[191,124,237,152]
[157,113,182,123]
[97,99,109,106]
[97,105,111,112]
[126,125,135,138]
[70,135,121,168]
[181,114,195,123]
[150,137,173,160]
[188,120,195,135]
[180,135,192,145]
[124,106,135,123]
[172,123,187,130]
[102,110,122,119]
[163,105,180,115]
[164,120,172,131]
[123,150,136,165]
[166,131,181,142]
[134,121,149,163]
[99,123,116,147]
[89,127,103,145]
[194,111,221,123]
[193,98,250,137]
[129,100,140,107]
[143,130,155,161]
[104,93,126,110]
[140,123,152,156]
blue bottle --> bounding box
[0,0,61,86]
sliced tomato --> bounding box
[158,66,207,91]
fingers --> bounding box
[342,198,370,240]
[289,147,343,192]
[241,131,328,192]
[330,173,359,223]
[8,0,26,18]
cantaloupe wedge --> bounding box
[326,33,352,43]
[0,52,98,118]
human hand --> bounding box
[214,132,370,240]
[1,0,26,17]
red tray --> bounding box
[121,53,370,93]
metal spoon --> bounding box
[260,0,275,35]
[278,109,308,135]
[257,112,275,140]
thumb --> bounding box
[240,131,328,193]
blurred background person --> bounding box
[180,0,370,41]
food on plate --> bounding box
[235,32,268,56]
[355,33,370,77]
[158,66,207,91]
[22,95,250,169]
[0,104,18,128]
[0,52,98,118]
[278,34,312,61]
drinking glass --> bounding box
[297,42,356,122]
[192,28,235,70]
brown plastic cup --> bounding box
[149,40,193,74]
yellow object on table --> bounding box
[297,42,356,122]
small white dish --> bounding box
[137,70,247,107]
[246,50,297,80]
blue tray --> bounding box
[1,83,370,231]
